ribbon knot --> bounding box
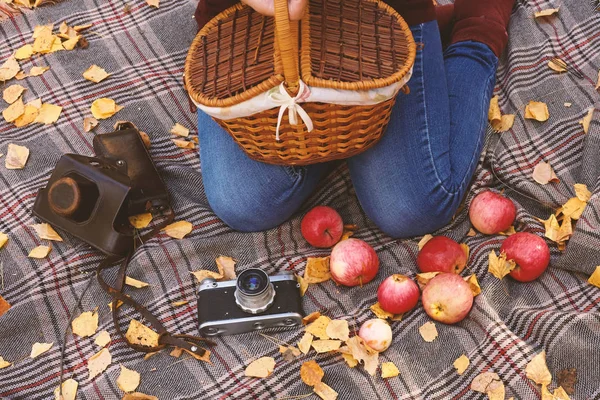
[268,80,313,141]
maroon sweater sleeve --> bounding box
[195,0,240,31]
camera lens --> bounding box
[235,269,275,314]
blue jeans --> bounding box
[197,21,498,238]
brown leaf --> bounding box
[346,336,379,376]
[381,361,400,378]
[88,348,112,380]
[556,368,577,395]
[314,381,338,400]
[526,351,552,385]
[215,256,236,280]
[172,300,189,307]
[71,311,99,338]
[83,65,110,83]
[125,320,159,348]
[533,162,559,185]
[117,365,140,393]
[304,256,331,284]
[300,360,324,386]
[419,321,438,342]
[325,319,349,341]
[244,357,275,378]
[162,221,193,239]
[302,311,321,325]
[488,251,516,280]
[3,84,26,104]
[0,295,11,318]
[453,354,470,375]
[305,316,331,340]
[525,101,550,122]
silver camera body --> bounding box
[197,269,303,336]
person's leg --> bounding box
[198,111,330,232]
[348,0,512,238]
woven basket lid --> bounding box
[185,0,416,109]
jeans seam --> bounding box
[283,165,303,181]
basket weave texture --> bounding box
[185,0,416,165]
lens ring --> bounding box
[237,269,269,296]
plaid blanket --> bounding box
[1,0,599,399]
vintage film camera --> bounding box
[32,123,170,257]
[197,268,304,336]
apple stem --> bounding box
[359,276,363,288]
[324,229,333,240]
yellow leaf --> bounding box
[94,330,111,348]
[88,348,112,380]
[579,108,594,134]
[312,339,342,353]
[296,273,308,296]
[525,101,550,122]
[28,245,51,258]
[467,228,477,237]
[83,65,110,83]
[5,143,30,169]
[415,272,440,290]
[32,24,53,39]
[3,84,26,104]
[499,225,517,236]
[548,59,567,73]
[74,23,93,32]
[417,234,433,250]
[381,361,400,378]
[162,220,193,239]
[588,266,600,288]
[464,274,481,296]
[300,360,324,386]
[27,98,42,109]
[172,300,189,307]
[146,0,159,7]
[49,36,64,53]
[302,311,321,325]
[341,353,358,368]
[533,161,559,185]
[128,213,153,229]
[191,269,222,282]
[125,320,159,348]
[314,381,338,400]
[369,302,403,321]
[30,342,53,358]
[550,386,571,400]
[540,214,561,242]
[325,319,349,341]
[556,216,572,243]
[91,98,123,119]
[453,354,470,375]
[488,250,516,280]
[29,66,50,76]
[62,36,80,51]
[172,139,195,149]
[297,332,313,355]
[341,224,358,241]
[125,276,149,289]
[574,183,591,202]
[53,378,78,400]
[0,295,10,317]
[346,336,379,376]
[122,393,158,400]
[461,243,470,260]
[14,44,34,60]
[0,232,8,250]
[471,372,504,394]
[31,223,63,241]
[216,255,236,280]
[244,356,275,378]
[14,105,39,127]
[534,8,559,18]
[71,311,99,338]
[488,95,501,124]
[170,123,189,137]
[0,57,20,82]
[526,351,552,385]
[117,365,141,393]
[15,71,28,80]
[83,117,99,132]
[108,300,123,311]
[3,98,25,123]
[33,103,62,124]
[419,321,438,342]
[493,114,516,132]
[32,30,55,54]
[0,356,11,369]
[560,197,587,220]
[304,256,331,284]
[305,315,331,340]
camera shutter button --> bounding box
[48,177,81,217]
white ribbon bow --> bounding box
[268,80,314,141]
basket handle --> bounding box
[273,0,301,91]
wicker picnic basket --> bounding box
[184,0,416,165]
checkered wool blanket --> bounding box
[1,0,599,399]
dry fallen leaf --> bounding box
[488,250,516,280]
[83,117,99,132]
[417,234,433,250]
[125,276,149,289]
[279,345,300,361]
[172,300,189,307]
[91,98,123,119]
[464,274,481,296]
[169,347,183,358]
[556,368,577,396]
[548,59,567,73]
[53,378,78,400]
[126,320,159,348]
[3,98,25,123]
[467,228,477,237]
[108,300,123,311]
[325,319,349,341]
[493,114,516,132]
[14,44,34,60]
[88,348,112,380]
[216,255,236,280]
[72,311,99,338]
[579,108,594,134]
[346,336,378,376]
[306,315,331,340]
[5,143,30,169]
[370,302,396,320]
[14,105,39,128]
[191,269,222,282]
[499,225,517,236]
[31,223,63,241]
[122,393,158,400]
[454,354,470,375]
[525,101,550,122]
[33,103,62,124]
[297,332,313,354]
[533,161,559,185]
[304,257,331,284]
[526,351,552,386]
[245,357,275,378]
[574,183,591,202]
[560,197,587,220]
[95,330,111,348]
[296,273,308,296]
[300,360,324,386]
[117,365,141,393]
[341,353,358,368]
[0,356,11,369]
[162,220,193,239]
[83,65,110,83]
[62,36,80,51]
[0,232,8,249]
[419,321,438,342]
[312,340,342,353]
[0,57,20,82]
[488,96,501,125]
[588,266,600,288]
[381,362,400,378]
[172,139,195,149]
[3,84,26,104]
[341,224,358,241]
[170,123,189,137]
[128,213,153,229]
[314,381,338,400]
[416,272,440,290]
[471,372,505,399]
[0,295,10,317]
[534,8,559,18]
[29,66,50,77]
[302,311,321,325]
[30,342,53,358]
[542,385,570,400]
[28,245,52,258]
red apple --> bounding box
[330,238,379,287]
[501,232,550,282]
[422,273,473,324]
[417,236,467,274]
[377,274,420,314]
[469,191,516,235]
[358,318,393,352]
[301,206,344,248]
